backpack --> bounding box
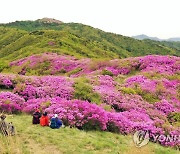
[50,118,57,129]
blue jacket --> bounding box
[50,117,62,129]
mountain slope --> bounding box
[0,27,118,61]
[144,39,180,52]
[0,20,179,61]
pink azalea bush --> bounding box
[155,99,176,115]
[13,76,74,100]
[10,53,90,76]
[23,97,108,130]
[0,92,25,113]
[9,53,180,76]
[125,75,157,93]
[138,55,180,74]
[125,75,180,103]
[0,54,179,148]
[22,97,156,133]
[22,96,179,148]
[0,74,14,88]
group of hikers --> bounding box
[0,109,63,136]
[33,109,63,129]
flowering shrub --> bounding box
[22,98,51,113]
[0,92,25,113]
[0,74,14,88]
[9,53,180,77]
[125,75,180,103]
[13,76,74,100]
[107,112,133,134]
[138,55,180,74]
[125,75,157,93]
[22,97,157,134]
[155,99,176,115]
[0,54,179,148]
[10,53,90,76]
[23,98,108,130]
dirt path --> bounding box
[27,138,62,154]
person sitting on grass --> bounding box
[40,112,49,126]
[50,114,62,129]
[32,109,41,124]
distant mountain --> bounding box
[132,34,161,41]
[167,37,180,42]
[133,34,180,42]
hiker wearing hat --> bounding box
[50,114,62,129]
[32,109,41,124]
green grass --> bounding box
[0,20,179,64]
[73,77,102,105]
[0,114,179,154]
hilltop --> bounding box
[37,18,63,24]
[0,19,179,63]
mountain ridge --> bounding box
[132,34,180,42]
[0,19,179,63]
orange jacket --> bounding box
[40,116,49,126]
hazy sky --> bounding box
[1,0,180,39]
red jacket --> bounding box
[40,116,49,126]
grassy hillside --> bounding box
[0,27,118,61]
[0,114,179,154]
[144,39,180,51]
[0,20,179,63]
